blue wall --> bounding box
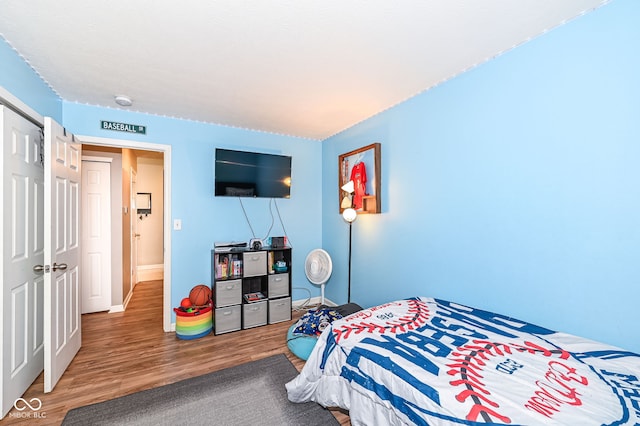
[62,102,323,310]
[0,37,62,120]
[322,0,640,353]
[2,0,639,353]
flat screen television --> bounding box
[215,148,292,198]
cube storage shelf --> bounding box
[212,246,292,335]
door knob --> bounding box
[52,263,68,271]
[134,233,141,237]
[34,264,65,273]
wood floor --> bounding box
[4,281,350,425]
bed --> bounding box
[286,297,640,425]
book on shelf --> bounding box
[243,292,266,303]
[232,260,242,276]
[268,251,275,274]
[215,253,243,279]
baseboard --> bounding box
[292,296,336,310]
[123,289,133,310]
[109,305,125,313]
[137,264,164,282]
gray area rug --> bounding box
[62,354,339,425]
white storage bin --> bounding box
[214,305,241,334]
[268,297,291,324]
[268,274,289,298]
[243,251,267,277]
[243,301,268,328]
[215,279,241,307]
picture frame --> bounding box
[338,142,381,214]
[136,192,152,215]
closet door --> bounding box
[81,158,112,314]
[0,106,45,418]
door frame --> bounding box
[0,87,43,126]
[130,167,138,294]
[77,135,172,332]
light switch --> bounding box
[173,219,182,230]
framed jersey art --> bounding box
[338,143,381,214]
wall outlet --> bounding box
[173,219,182,230]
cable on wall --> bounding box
[238,197,292,248]
[291,286,312,311]
[261,198,276,241]
[238,197,256,238]
[273,198,292,248]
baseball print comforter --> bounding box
[286,297,640,425]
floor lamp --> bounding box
[341,181,357,303]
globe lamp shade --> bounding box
[342,208,357,223]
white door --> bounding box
[43,118,82,393]
[81,159,111,313]
[0,107,45,418]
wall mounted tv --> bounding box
[215,148,292,198]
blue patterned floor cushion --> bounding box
[287,324,318,360]
[287,305,363,360]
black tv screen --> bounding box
[215,148,292,198]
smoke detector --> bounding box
[114,95,133,107]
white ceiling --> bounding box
[0,0,607,140]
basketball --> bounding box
[189,284,211,306]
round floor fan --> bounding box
[305,249,333,305]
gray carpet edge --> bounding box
[61,353,338,426]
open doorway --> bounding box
[78,135,172,332]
